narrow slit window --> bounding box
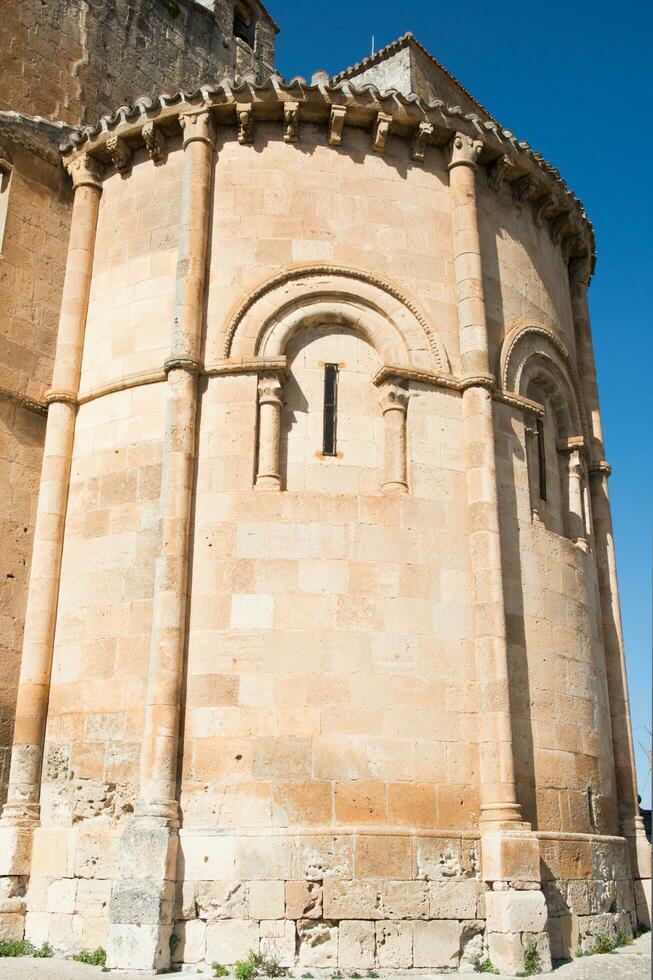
[536,418,547,500]
[323,363,338,457]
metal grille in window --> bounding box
[323,364,338,457]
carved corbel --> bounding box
[513,173,539,203]
[284,101,299,143]
[106,134,133,175]
[561,232,583,262]
[142,121,166,163]
[373,112,393,155]
[533,193,557,226]
[447,132,483,170]
[328,105,347,146]
[568,253,592,287]
[411,122,433,163]
[488,154,514,191]
[67,152,105,190]
[237,104,253,145]
[549,210,572,244]
[180,111,215,149]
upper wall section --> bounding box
[1,0,278,127]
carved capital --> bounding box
[379,384,409,415]
[180,111,215,149]
[106,135,133,175]
[44,388,77,406]
[562,232,583,263]
[237,105,253,145]
[569,253,592,286]
[448,132,483,171]
[411,121,433,163]
[488,154,514,191]
[329,105,347,146]
[67,153,104,190]
[164,357,203,375]
[284,101,299,143]
[142,121,166,163]
[373,112,392,155]
[258,374,283,406]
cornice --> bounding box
[58,76,595,274]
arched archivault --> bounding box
[223,265,450,374]
[500,322,589,443]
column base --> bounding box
[382,481,409,495]
[106,814,178,971]
[255,474,281,491]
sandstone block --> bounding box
[181,835,235,881]
[260,919,296,966]
[375,920,413,968]
[354,835,413,879]
[380,880,429,919]
[195,880,249,922]
[24,911,50,947]
[413,919,461,968]
[206,919,260,963]
[235,835,292,880]
[297,918,338,967]
[174,879,197,921]
[481,831,540,884]
[635,878,652,929]
[487,931,525,975]
[0,913,24,942]
[109,879,175,925]
[30,829,75,879]
[429,879,477,918]
[81,914,108,950]
[338,919,376,967]
[172,918,207,964]
[292,835,353,880]
[249,880,284,920]
[46,878,77,915]
[0,827,33,876]
[485,889,548,934]
[323,877,380,919]
[459,923,484,974]
[285,880,322,919]
[75,831,119,879]
[107,922,172,971]
[415,836,477,880]
[75,878,112,916]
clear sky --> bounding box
[271,0,653,806]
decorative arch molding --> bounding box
[499,322,588,442]
[223,265,451,375]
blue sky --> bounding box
[271,0,653,806]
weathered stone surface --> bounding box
[205,919,260,963]
[338,919,376,967]
[429,879,477,918]
[297,919,338,967]
[172,918,206,964]
[195,881,249,922]
[259,919,296,967]
[375,920,413,968]
[285,880,322,919]
[413,919,461,968]
[249,880,285,920]
[486,888,548,934]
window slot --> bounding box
[536,418,547,500]
[323,363,338,457]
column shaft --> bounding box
[380,385,409,493]
[2,159,102,824]
[138,111,214,817]
[449,135,522,827]
[569,260,646,842]
[256,375,283,490]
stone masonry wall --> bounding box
[1,0,276,128]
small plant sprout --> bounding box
[214,964,230,978]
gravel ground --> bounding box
[0,933,649,980]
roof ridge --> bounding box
[332,31,497,125]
